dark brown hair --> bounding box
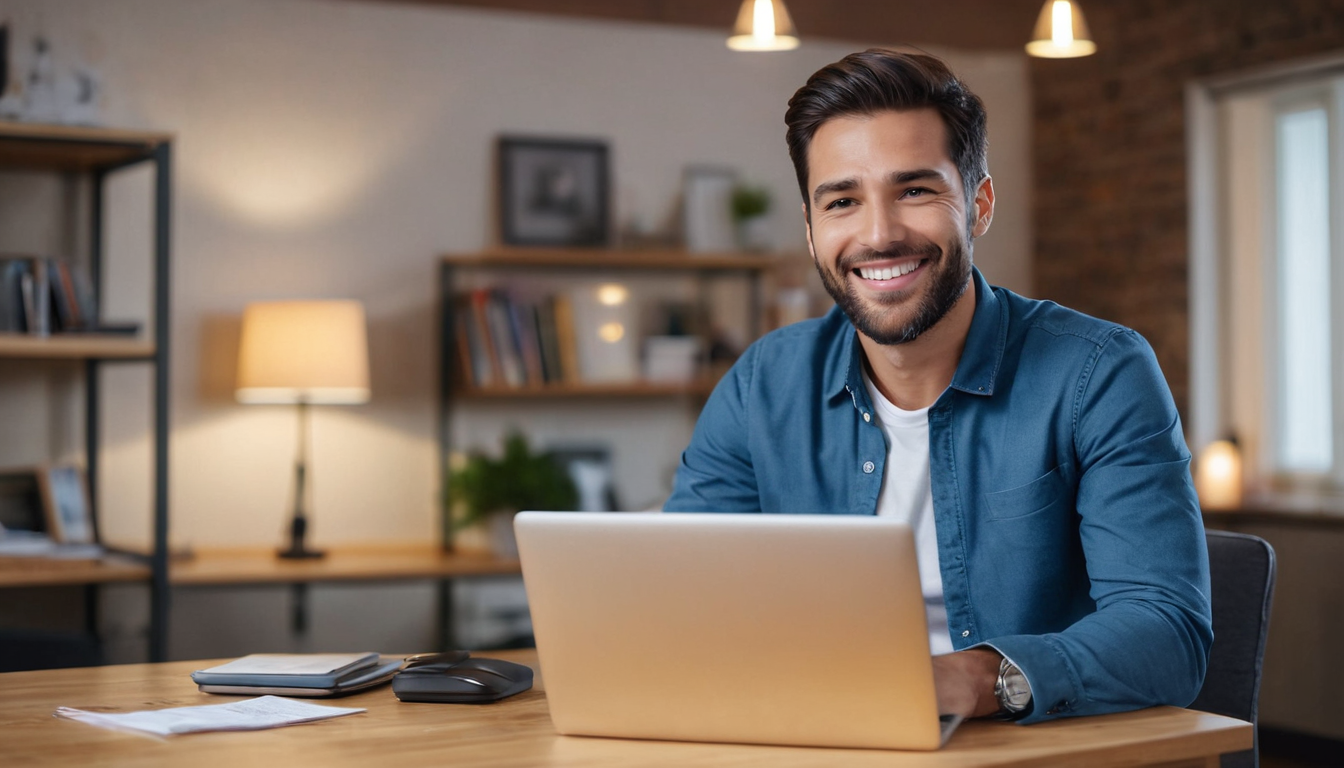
[785,49,988,211]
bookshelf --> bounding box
[437,247,775,522]
[440,247,774,395]
[440,248,773,397]
[0,122,172,662]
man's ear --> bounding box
[803,202,817,260]
[971,176,995,238]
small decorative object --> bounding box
[683,166,738,253]
[36,464,94,545]
[569,282,638,383]
[235,300,371,560]
[643,336,702,383]
[23,34,59,124]
[498,136,610,247]
[731,183,773,251]
[1194,438,1243,511]
[444,432,578,556]
[548,446,619,512]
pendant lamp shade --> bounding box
[727,0,799,52]
[1026,0,1097,58]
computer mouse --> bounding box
[392,656,534,704]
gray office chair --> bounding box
[1189,530,1276,768]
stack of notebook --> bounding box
[191,652,401,698]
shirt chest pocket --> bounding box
[984,465,1068,521]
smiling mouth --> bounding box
[853,259,926,281]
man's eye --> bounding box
[824,198,855,210]
[903,187,936,199]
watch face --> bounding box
[1001,664,1031,710]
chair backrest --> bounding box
[1189,530,1276,768]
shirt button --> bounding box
[961,630,970,638]
[862,461,875,474]
[863,412,871,423]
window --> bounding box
[1189,62,1344,492]
[1273,105,1332,473]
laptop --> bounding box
[514,511,961,750]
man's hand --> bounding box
[932,648,1002,719]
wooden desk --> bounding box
[169,545,521,648]
[0,650,1251,767]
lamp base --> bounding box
[277,544,326,560]
[277,511,325,559]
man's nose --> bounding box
[859,203,908,251]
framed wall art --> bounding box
[497,136,610,248]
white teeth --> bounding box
[858,261,920,280]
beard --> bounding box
[812,234,972,346]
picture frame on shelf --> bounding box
[682,166,737,253]
[0,466,44,533]
[36,463,94,544]
[497,136,610,248]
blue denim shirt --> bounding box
[666,268,1212,724]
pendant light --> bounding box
[727,0,799,52]
[1026,0,1096,58]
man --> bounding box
[665,49,1212,724]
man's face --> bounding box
[804,109,993,345]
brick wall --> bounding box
[1030,0,1344,416]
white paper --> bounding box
[55,695,365,738]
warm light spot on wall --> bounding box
[596,284,629,306]
[598,322,625,343]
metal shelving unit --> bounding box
[0,121,172,662]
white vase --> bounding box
[736,216,772,252]
[488,510,520,558]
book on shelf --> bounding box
[550,293,580,384]
[191,652,400,697]
[454,287,589,390]
[0,254,141,337]
[485,289,526,387]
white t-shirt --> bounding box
[862,371,952,656]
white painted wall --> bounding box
[0,0,1030,659]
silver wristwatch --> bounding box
[994,656,1032,719]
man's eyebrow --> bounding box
[887,169,949,185]
[811,177,858,207]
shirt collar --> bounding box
[828,266,1005,402]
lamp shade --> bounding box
[1026,0,1096,58]
[727,0,799,52]
[236,300,371,404]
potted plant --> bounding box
[443,432,578,557]
[730,184,772,251]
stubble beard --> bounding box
[813,235,973,346]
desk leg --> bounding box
[437,579,455,650]
[290,583,310,635]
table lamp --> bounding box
[236,300,370,559]
[1194,437,1243,511]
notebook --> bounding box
[514,512,960,750]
